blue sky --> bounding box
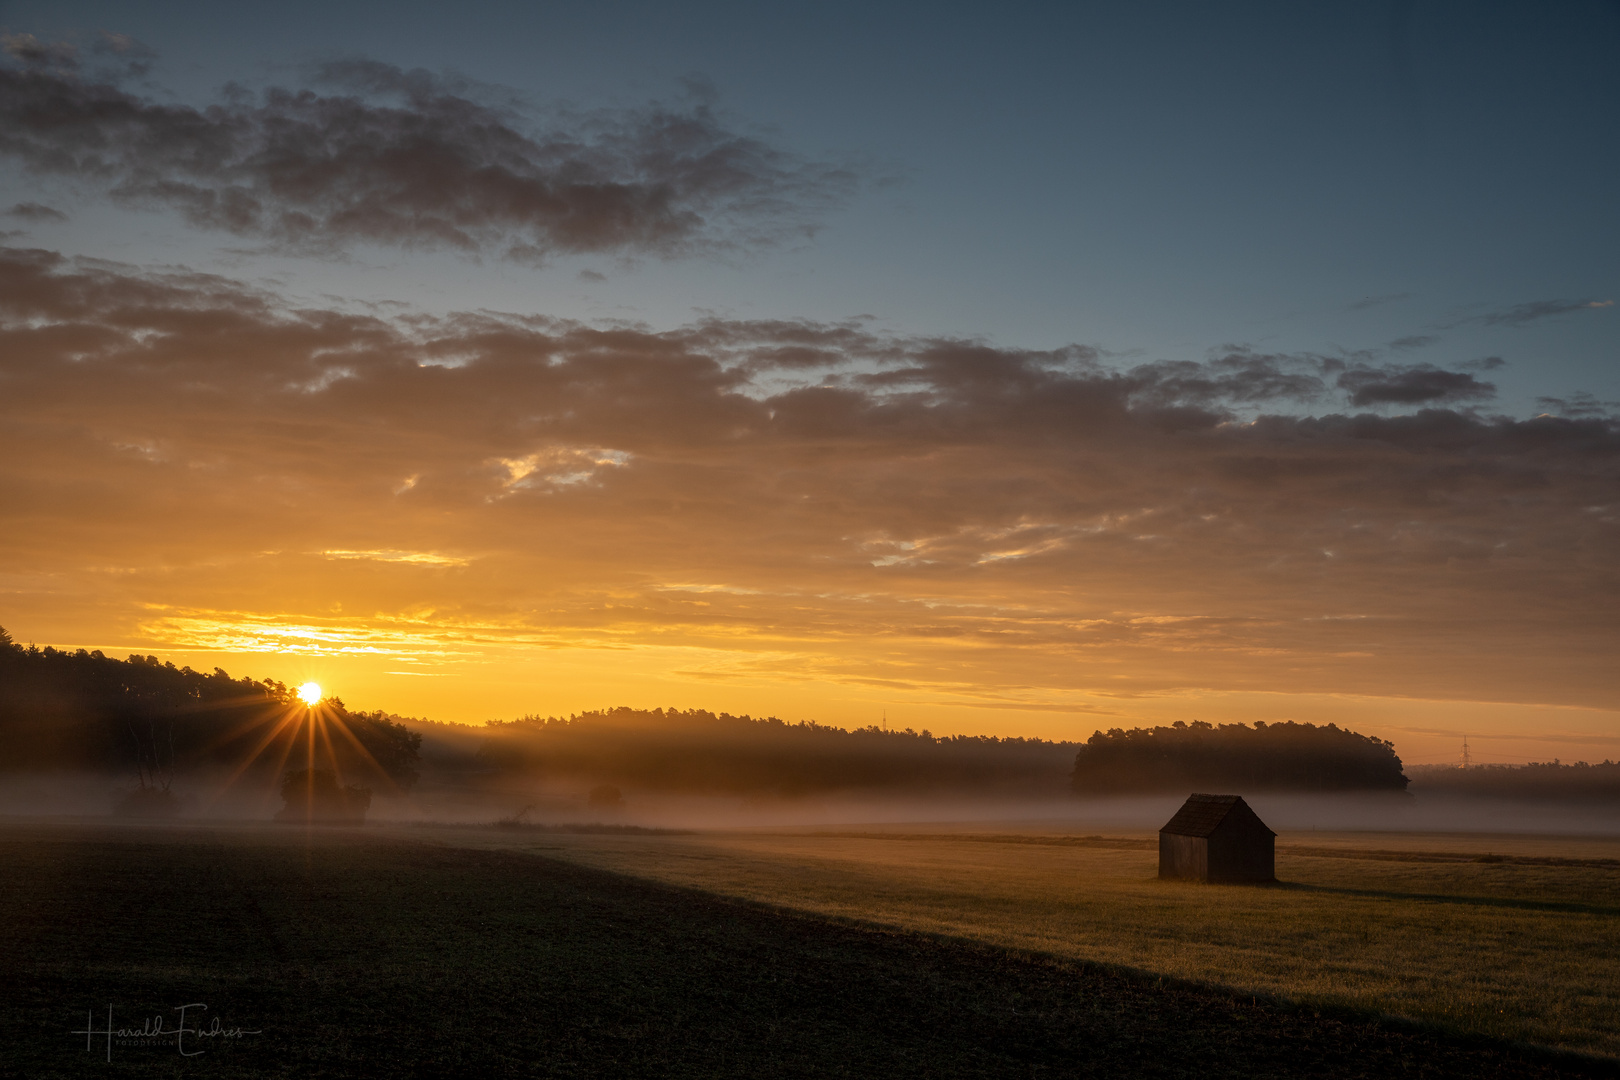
[3,0,1615,415]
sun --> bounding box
[297,682,323,706]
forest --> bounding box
[0,626,421,800]
[1069,721,1410,794]
[1,628,1438,801]
[1408,761,1620,802]
[476,707,1079,796]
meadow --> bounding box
[430,824,1620,1059]
[0,820,1613,1078]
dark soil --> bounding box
[0,825,1610,1079]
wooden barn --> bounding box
[1158,793,1275,883]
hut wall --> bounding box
[1207,832,1274,883]
[1158,833,1207,880]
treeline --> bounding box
[476,707,1079,796]
[0,626,420,793]
[1408,762,1620,802]
[1070,721,1409,795]
[3,626,1428,801]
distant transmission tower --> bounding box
[1460,735,1472,770]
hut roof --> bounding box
[1159,793,1275,838]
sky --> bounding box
[0,1,1615,765]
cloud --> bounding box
[0,245,1615,710]
[1476,298,1614,327]
[1535,393,1619,420]
[0,47,855,261]
[320,549,471,567]
[1123,349,1325,409]
[1386,335,1436,351]
[1335,364,1496,407]
[2,29,154,81]
[4,202,66,222]
[0,33,77,71]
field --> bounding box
[0,821,1613,1078]
[426,823,1620,1057]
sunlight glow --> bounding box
[297,682,323,706]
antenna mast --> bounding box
[1460,735,1471,770]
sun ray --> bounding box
[324,711,404,795]
[316,712,346,788]
[302,706,319,824]
[200,703,308,810]
[247,703,314,810]
[191,688,307,756]
[194,706,291,759]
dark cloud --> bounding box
[0,47,855,261]
[4,201,66,222]
[0,245,1614,708]
[1124,349,1325,408]
[1536,393,1619,419]
[0,33,77,71]
[1335,364,1495,407]
[1386,335,1436,351]
[1,30,154,81]
[1476,298,1614,327]
[88,31,156,80]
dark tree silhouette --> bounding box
[477,707,1078,796]
[275,768,372,824]
[1070,721,1409,795]
[0,627,421,804]
[1409,761,1620,802]
[342,709,423,790]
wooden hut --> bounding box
[1158,793,1275,883]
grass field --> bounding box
[0,821,1614,1078]
[424,824,1620,1059]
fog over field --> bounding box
[383,790,1620,837]
[6,770,1617,840]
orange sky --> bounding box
[0,30,1615,771]
[2,248,1616,766]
